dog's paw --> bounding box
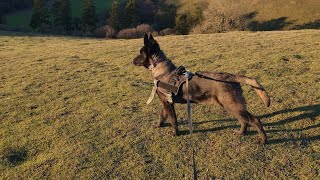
[256,137,267,145]
[154,122,166,128]
[233,130,246,136]
[171,129,178,136]
[153,124,161,128]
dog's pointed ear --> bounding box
[149,33,154,41]
[144,33,148,46]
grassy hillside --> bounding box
[186,0,320,33]
[0,30,319,179]
[195,0,320,23]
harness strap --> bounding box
[146,81,179,105]
[146,80,158,105]
[158,81,178,93]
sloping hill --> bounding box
[3,0,320,31]
[0,30,319,178]
[186,0,320,33]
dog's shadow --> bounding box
[178,104,320,145]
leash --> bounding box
[147,71,198,179]
[185,72,198,180]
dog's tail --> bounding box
[233,75,270,107]
[195,71,271,107]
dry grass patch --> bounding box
[0,30,319,179]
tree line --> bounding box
[0,0,31,14]
[28,0,202,37]
[0,0,32,24]
[30,0,94,34]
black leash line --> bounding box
[186,73,198,180]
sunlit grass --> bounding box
[0,30,319,179]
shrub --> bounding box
[94,25,116,38]
[117,24,154,39]
[159,28,176,36]
[175,14,190,35]
[94,26,107,37]
[117,28,136,39]
[191,0,254,34]
[175,6,203,35]
[151,31,159,37]
[136,24,153,34]
[105,25,116,38]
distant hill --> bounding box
[181,0,320,33]
[2,0,320,32]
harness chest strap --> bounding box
[146,71,192,105]
[146,80,179,105]
[146,80,158,105]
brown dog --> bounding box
[133,34,270,144]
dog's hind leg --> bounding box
[236,110,267,144]
[233,119,248,136]
[249,115,267,144]
[218,102,248,136]
[220,97,267,144]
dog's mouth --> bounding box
[132,55,143,66]
[132,53,150,69]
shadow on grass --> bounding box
[291,19,320,30]
[267,135,320,145]
[262,104,320,126]
[177,104,320,144]
[178,124,239,136]
[248,17,295,31]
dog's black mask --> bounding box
[132,33,160,69]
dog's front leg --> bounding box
[159,101,178,135]
[155,107,167,128]
[157,92,178,135]
[166,103,178,136]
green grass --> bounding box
[0,30,319,179]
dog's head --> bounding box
[132,33,161,69]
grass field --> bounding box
[0,30,319,179]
